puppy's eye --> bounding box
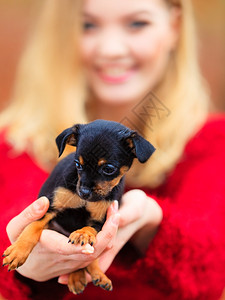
[101,164,117,176]
[74,160,83,171]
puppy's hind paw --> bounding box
[92,272,113,291]
[68,269,87,295]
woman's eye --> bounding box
[75,160,83,171]
[83,22,96,31]
[102,164,117,176]
[129,21,149,29]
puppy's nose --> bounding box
[79,186,92,200]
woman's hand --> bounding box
[58,189,163,285]
[120,189,163,253]
[97,189,163,271]
[6,197,120,282]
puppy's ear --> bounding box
[56,124,80,157]
[126,132,156,163]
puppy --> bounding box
[3,119,155,294]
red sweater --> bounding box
[0,115,225,300]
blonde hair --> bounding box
[0,0,209,187]
[0,0,86,169]
[126,0,210,187]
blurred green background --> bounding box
[0,0,225,112]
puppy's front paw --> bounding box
[3,242,30,271]
[68,226,97,246]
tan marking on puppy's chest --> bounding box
[53,187,85,211]
[86,201,111,222]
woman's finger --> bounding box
[94,213,120,257]
[58,274,69,285]
[106,200,119,219]
[6,197,49,243]
[40,229,94,256]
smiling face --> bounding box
[80,0,180,105]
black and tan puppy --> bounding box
[3,120,155,294]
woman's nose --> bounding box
[96,28,128,59]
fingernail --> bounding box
[33,197,47,212]
[111,213,120,225]
[58,277,64,284]
[81,244,94,254]
[81,248,94,254]
[112,200,118,212]
[58,277,67,284]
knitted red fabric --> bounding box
[0,115,225,300]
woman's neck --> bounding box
[86,95,146,132]
[87,99,134,122]
[93,102,132,123]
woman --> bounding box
[0,0,225,299]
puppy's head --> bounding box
[56,120,155,201]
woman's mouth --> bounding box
[96,66,136,84]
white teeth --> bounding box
[101,68,128,77]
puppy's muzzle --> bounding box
[78,186,92,200]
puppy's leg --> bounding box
[68,269,87,295]
[68,226,97,246]
[86,259,113,291]
[3,212,55,271]
[68,227,112,292]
